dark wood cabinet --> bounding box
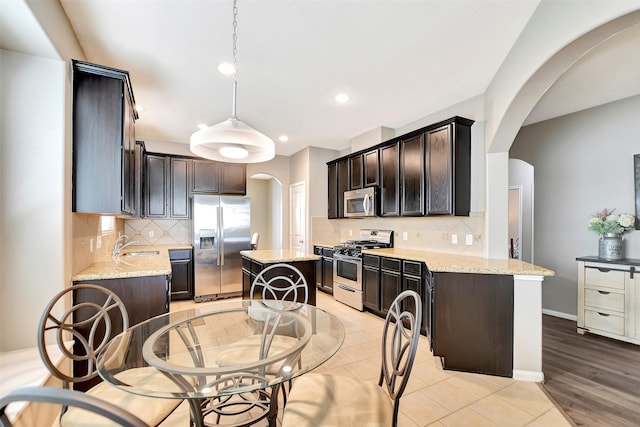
[241,257,317,306]
[432,272,514,377]
[144,154,190,219]
[327,163,339,219]
[380,142,400,216]
[192,159,220,193]
[425,120,472,216]
[72,60,138,215]
[349,155,363,190]
[402,260,424,334]
[169,248,193,300]
[380,257,402,314]
[337,159,349,218]
[313,246,334,295]
[220,163,247,194]
[363,254,381,312]
[133,141,146,218]
[364,149,379,187]
[400,134,425,216]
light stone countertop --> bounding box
[313,242,339,249]
[363,248,555,276]
[72,244,192,281]
[240,249,321,264]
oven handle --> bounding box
[337,284,356,293]
[333,253,362,262]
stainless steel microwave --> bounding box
[344,187,377,217]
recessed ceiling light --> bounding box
[335,93,350,104]
[197,123,209,130]
[218,63,235,75]
[278,135,289,142]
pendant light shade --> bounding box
[190,0,275,164]
[190,117,275,163]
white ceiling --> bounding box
[3,1,640,156]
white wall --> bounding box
[0,51,66,351]
[510,95,640,316]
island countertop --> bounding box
[363,248,555,276]
[72,244,192,281]
[240,249,321,264]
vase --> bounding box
[598,233,624,260]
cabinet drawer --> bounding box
[322,248,334,258]
[584,309,625,335]
[363,254,380,268]
[169,249,191,260]
[584,288,625,313]
[585,267,626,290]
[403,260,422,277]
[381,257,401,272]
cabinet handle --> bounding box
[597,268,612,273]
[597,312,610,317]
[631,266,635,279]
[597,290,610,295]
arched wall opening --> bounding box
[247,173,283,250]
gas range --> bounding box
[333,229,394,258]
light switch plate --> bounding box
[149,230,155,238]
[451,234,458,244]
[466,234,473,245]
[402,231,408,241]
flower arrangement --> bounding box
[587,208,636,235]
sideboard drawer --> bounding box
[584,289,625,313]
[585,267,626,290]
[584,309,625,335]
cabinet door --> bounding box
[192,159,220,193]
[221,163,247,194]
[315,258,323,288]
[364,149,379,187]
[402,275,422,321]
[380,142,400,216]
[327,163,338,219]
[426,125,453,215]
[322,257,334,292]
[400,134,425,216]
[337,159,349,218]
[381,270,401,314]
[122,85,136,216]
[349,155,363,190]
[145,154,168,218]
[170,157,190,218]
[170,259,193,300]
[363,266,381,311]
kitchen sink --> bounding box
[121,250,160,257]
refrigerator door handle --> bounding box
[219,206,225,266]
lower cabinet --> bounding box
[72,275,170,390]
[241,256,317,306]
[380,257,402,315]
[313,246,334,295]
[576,257,640,344]
[169,248,194,301]
[363,254,381,312]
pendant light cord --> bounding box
[231,0,239,119]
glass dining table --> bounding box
[96,299,344,427]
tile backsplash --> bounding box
[124,219,192,245]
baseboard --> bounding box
[542,309,577,321]
[513,369,544,382]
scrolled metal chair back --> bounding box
[250,263,309,305]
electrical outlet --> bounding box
[349,229,353,237]
[149,230,155,238]
[466,234,473,245]
[89,238,94,253]
[402,231,408,241]
[451,234,458,244]
[96,235,102,249]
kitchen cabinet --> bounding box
[337,159,349,218]
[380,142,400,217]
[432,272,514,377]
[363,254,381,313]
[380,257,402,314]
[400,134,425,216]
[72,60,139,215]
[144,154,190,219]
[576,257,640,345]
[192,160,247,195]
[169,248,194,301]
[133,141,146,218]
[241,256,317,305]
[72,275,170,390]
[402,260,425,334]
[313,246,334,295]
[349,155,363,190]
[220,163,246,194]
[425,119,472,216]
[327,163,338,219]
[364,149,379,187]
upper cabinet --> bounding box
[72,60,139,215]
[327,116,474,219]
[191,160,246,195]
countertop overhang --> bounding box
[361,248,555,276]
[240,249,320,264]
[72,244,192,281]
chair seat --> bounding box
[281,373,393,427]
[216,335,299,367]
[61,367,182,427]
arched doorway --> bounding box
[247,173,282,250]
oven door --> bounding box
[333,254,362,290]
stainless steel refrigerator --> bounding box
[192,195,251,302]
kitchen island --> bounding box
[240,249,321,305]
[362,247,554,382]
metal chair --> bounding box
[281,290,423,427]
[207,263,309,426]
[38,284,181,427]
[0,386,148,427]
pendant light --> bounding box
[190,0,275,163]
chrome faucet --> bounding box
[112,234,140,257]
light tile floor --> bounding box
[164,291,572,426]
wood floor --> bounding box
[542,314,640,426]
